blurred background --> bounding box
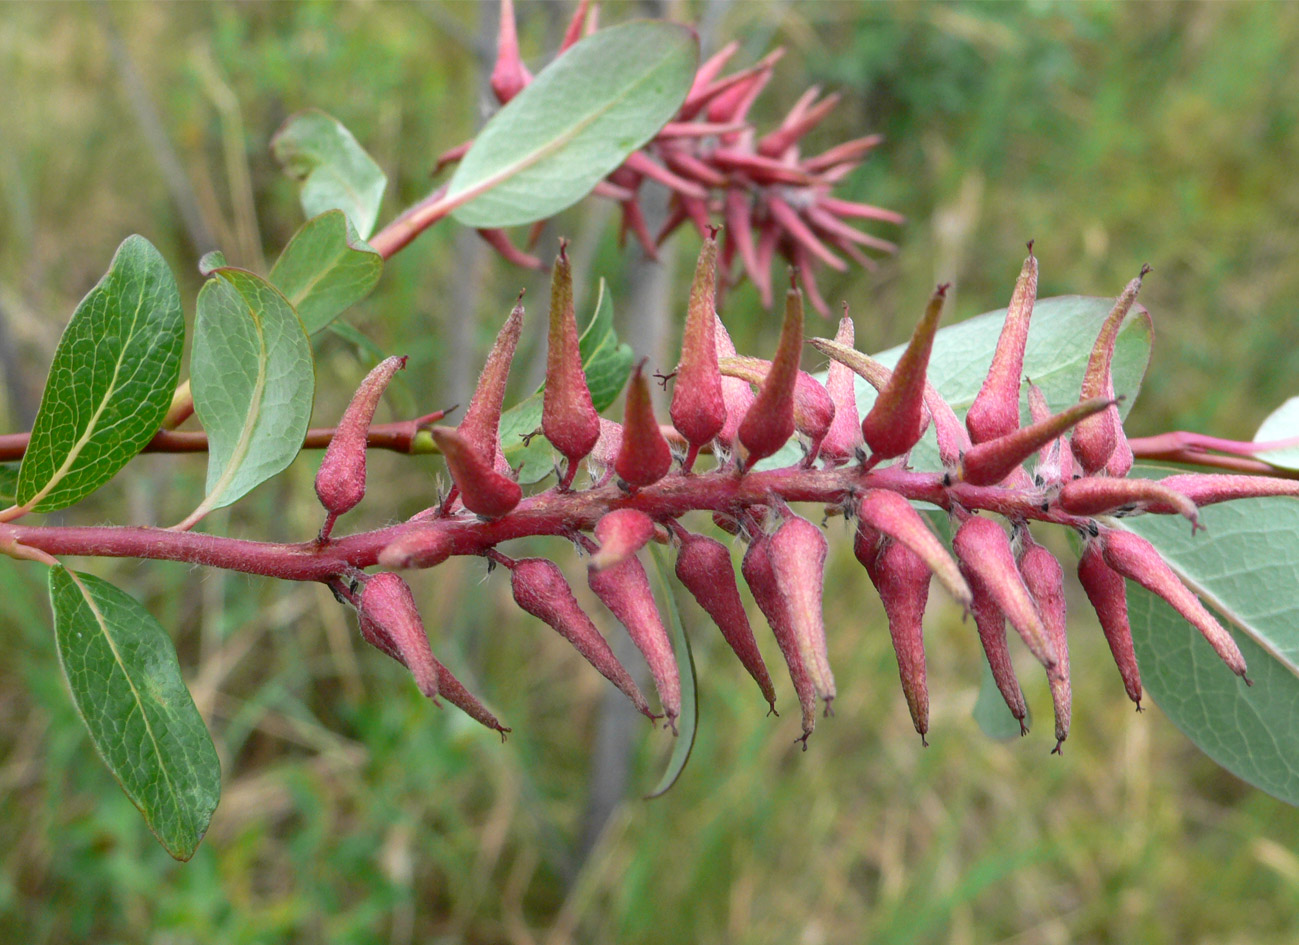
[3,2,1299,942]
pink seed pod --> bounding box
[855,524,931,744]
[509,558,655,720]
[966,247,1038,444]
[430,655,511,739]
[960,397,1114,487]
[1016,536,1072,753]
[587,553,681,731]
[1076,538,1143,707]
[856,489,971,607]
[1100,527,1249,681]
[675,531,778,711]
[377,526,454,570]
[1156,473,1299,507]
[769,515,836,711]
[1058,477,1199,530]
[542,245,602,487]
[315,356,407,529]
[809,336,968,471]
[591,508,657,571]
[490,0,532,104]
[818,309,864,465]
[967,564,1030,734]
[719,356,835,464]
[615,362,673,489]
[1026,382,1074,485]
[860,284,947,462]
[357,572,440,700]
[715,314,757,449]
[588,418,624,472]
[430,426,522,518]
[1073,266,1149,475]
[737,281,804,469]
[742,534,817,746]
[952,516,1057,671]
[458,300,525,468]
[670,233,727,471]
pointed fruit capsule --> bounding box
[315,356,407,529]
[960,397,1114,487]
[1100,527,1248,680]
[715,314,757,450]
[670,234,727,470]
[737,281,804,469]
[431,656,511,738]
[458,300,524,465]
[1057,476,1199,530]
[542,246,602,485]
[966,247,1037,444]
[743,534,817,747]
[1156,473,1299,507]
[967,567,1029,734]
[587,553,681,730]
[1076,538,1143,707]
[675,531,778,711]
[431,426,522,518]
[860,285,946,462]
[378,526,454,570]
[509,557,655,720]
[490,0,532,104]
[357,572,440,699]
[818,310,864,465]
[769,515,835,712]
[952,516,1057,671]
[591,508,657,571]
[615,362,673,489]
[1026,382,1074,485]
[719,357,835,464]
[856,490,971,607]
[1016,537,1072,752]
[855,525,931,743]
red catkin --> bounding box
[509,557,655,720]
[587,553,682,730]
[1076,538,1143,708]
[430,426,522,518]
[737,282,805,469]
[357,572,440,700]
[615,362,673,489]
[960,396,1113,487]
[542,246,602,487]
[769,514,836,712]
[675,531,778,710]
[860,285,946,462]
[1016,536,1072,752]
[591,508,657,571]
[670,233,727,471]
[315,355,407,533]
[966,248,1038,444]
[1100,527,1249,681]
[742,534,817,746]
[855,523,931,743]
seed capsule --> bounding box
[430,426,522,518]
[378,526,454,570]
[509,558,655,719]
[587,553,682,730]
[719,356,835,464]
[542,246,602,487]
[591,509,657,571]
[1100,527,1248,681]
[1016,536,1072,753]
[675,531,778,711]
[855,489,971,607]
[960,397,1113,487]
[458,300,524,468]
[315,356,407,532]
[737,281,804,469]
[966,248,1038,444]
[769,515,835,712]
[966,565,1029,734]
[818,310,864,465]
[1058,477,1199,530]
[615,362,673,489]
[670,234,727,471]
[1076,538,1143,707]
[1152,473,1299,507]
[715,314,757,450]
[860,285,946,462]
[1026,382,1074,485]
[431,655,511,739]
[357,572,440,700]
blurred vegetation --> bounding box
[2,1,1299,942]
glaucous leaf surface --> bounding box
[449,22,697,228]
[271,110,387,239]
[49,566,221,860]
[16,236,183,511]
[1252,396,1299,470]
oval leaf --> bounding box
[16,235,183,511]
[1253,396,1299,470]
[271,109,387,239]
[48,565,221,860]
[1123,481,1299,805]
[269,209,383,334]
[449,22,698,229]
[646,547,698,799]
[188,268,314,519]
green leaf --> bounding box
[448,22,698,229]
[646,547,698,799]
[48,565,221,860]
[972,659,1031,741]
[498,395,548,484]
[198,249,227,275]
[1123,477,1299,805]
[578,278,634,412]
[1252,396,1299,470]
[843,296,1153,473]
[16,235,183,511]
[189,267,314,519]
[271,109,387,239]
[0,463,19,504]
[324,319,389,363]
[269,210,383,334]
